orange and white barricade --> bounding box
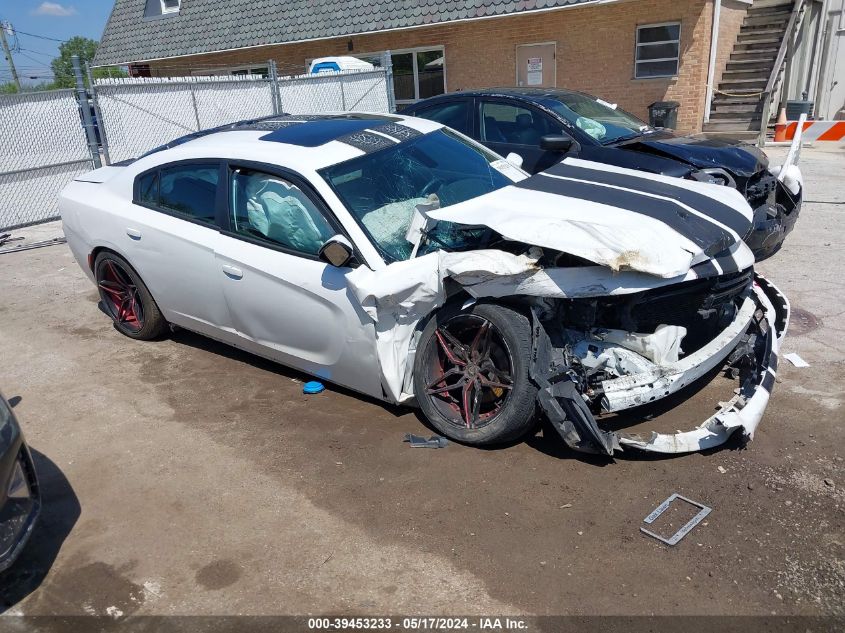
[780,120,845,142]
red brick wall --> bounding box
[148,0,716,133]
[712,0,751,90]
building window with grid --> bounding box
[635,22,681,79]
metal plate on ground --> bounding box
[640,493,711,546]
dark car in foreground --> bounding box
[404,88,802,260]
[0,394,39,573]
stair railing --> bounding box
[757,0,807,146]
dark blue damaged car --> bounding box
[404,88,803,260]
[0,393,40,574]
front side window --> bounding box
[480,101,563,145]
[414,101,471,136]
[635,22,681,78]
[321,129,519,262]
[229,168,335,257]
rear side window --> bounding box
[137,171,158,205]
[134,162,220,226]
[160,164,219,224]
[414,101,471,136]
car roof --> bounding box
[406,87,594,106]
[136,112,444,171]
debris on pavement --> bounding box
[303,381,325,394]
[784,352,809,368]
[640,493,712,546]
[404,433,449,449]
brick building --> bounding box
[93,0,758,134]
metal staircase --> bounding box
[703,0,805,142]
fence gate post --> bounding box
[188,79,202,131]
[72,55,102,168]
[85,62,111,165]
[382,50,396,114]
[268,59,282,114]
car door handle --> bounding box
[221,265,243,279]
[126,228,141,240]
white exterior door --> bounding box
[516,43,556,88]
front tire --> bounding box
[94,252,166,340]
[413,302,537,445]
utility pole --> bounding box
[0,21,21,91]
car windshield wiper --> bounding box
[602,131,646,145]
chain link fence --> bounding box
[93,62,392,164]
[0,56,393,231]
[92,74,279,164]
[277,68,390,114]
[0,90,94,231]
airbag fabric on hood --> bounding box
[430,158,753,278]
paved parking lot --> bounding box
[0,145,842,617]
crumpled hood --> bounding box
[430,158,753,278]
[620,133,769,177]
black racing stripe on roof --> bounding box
[518,173,734,256]
[337,130,397,153]
[259,118,395,146]
[544,162,750,237]
[370,122,422,142]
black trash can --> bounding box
[648,101,680,129]
[786,99,814,120]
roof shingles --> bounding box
[93,0,593,66]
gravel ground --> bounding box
[0,145,842,617]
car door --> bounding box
[477,98,570,173]
[127,160,236,341]
[213,161,383,398]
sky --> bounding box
[1,0,114,84]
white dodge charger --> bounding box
[60,113,789,456]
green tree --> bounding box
[1,81,18,94]
[50,36,126,88]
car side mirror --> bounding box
[319,235,355,268]
[505,152,524,169]
[540,135,573,152]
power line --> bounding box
[19,48,57,59]
[10,28,67,43]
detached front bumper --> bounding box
[534,274,790,455]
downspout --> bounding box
[704,0,722,124]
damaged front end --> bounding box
[531,273,789,455]
[743,167,802,261]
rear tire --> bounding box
[413,302,537,445]
[94,252,167,341]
